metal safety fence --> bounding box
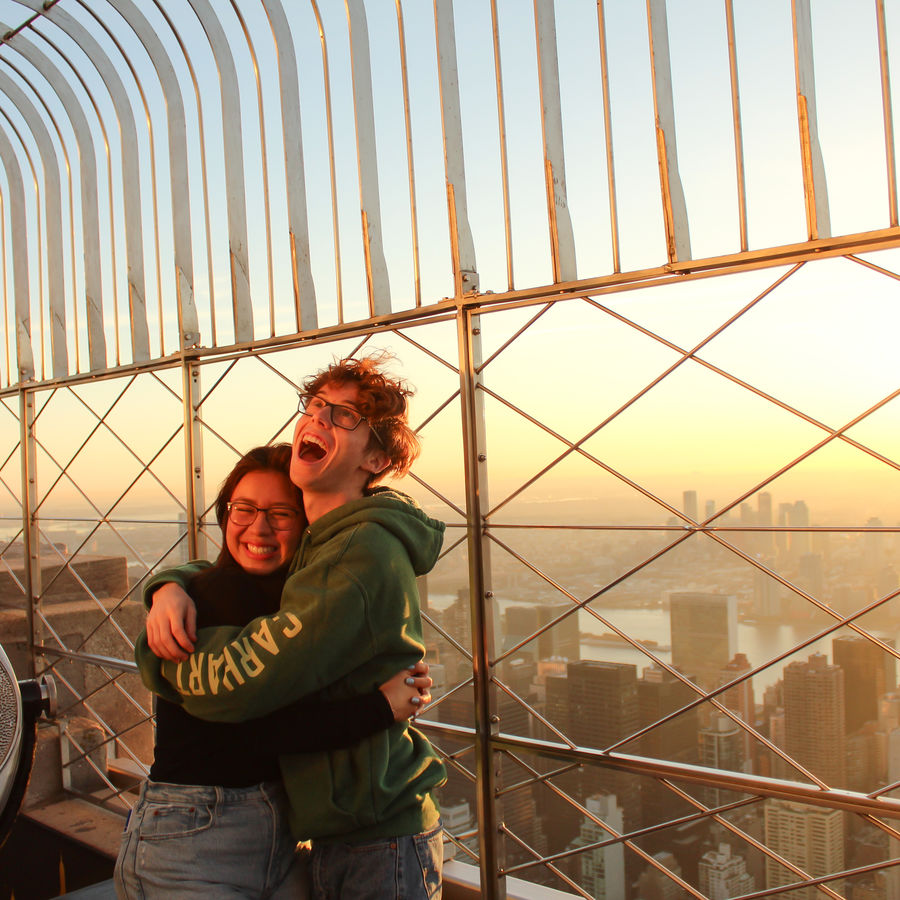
[0,2,898,898]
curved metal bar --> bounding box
[595,0,619,273]
[646,0,691,262]
[72,0,165,363]
[488,0,514,290]
[434,0,478,296]
[18,0,151,364]
[0,22,107,370]
[791,0,831,239]
[308,0,344,322]
[260,0,318,330]
[0,70,65,377]
[393,1,422,307]
[0,127,33,380]
[188,0,254,343]
[533,0,576,282]
[113,0,200,352]
[345,0,391,316]
[229,1,275,336]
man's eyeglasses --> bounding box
[297,394,384,445]
[226,501,302,531]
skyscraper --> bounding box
[636,664,699,835]
[783,653,846,788]
[719,653,756,767]
[504,601,580,663]
[683,490,699,523]
[571,794,625,900]
[698,843,755,899]
[567,661,641,830]
[833,634,897,734]
[669,593,737,690]
[698,712,744,808]
[764,800,844,899]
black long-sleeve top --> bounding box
[149,561,392,787]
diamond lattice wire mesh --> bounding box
[0,253,897,895]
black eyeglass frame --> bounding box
[225,501,302,531]
[296,394,385,446]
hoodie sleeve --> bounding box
[137,524,425,722]
[142,560,211,610]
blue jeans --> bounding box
[309,821,442,899]
[115,780,310,899]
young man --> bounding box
[136,354,447,899]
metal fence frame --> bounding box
[0,1,898,897]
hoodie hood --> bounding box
[302,487,445,576]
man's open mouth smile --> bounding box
[298,433,327,461]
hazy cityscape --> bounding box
[419,488,900,898]
[4,483,898,898]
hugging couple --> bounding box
[116,352,447,899]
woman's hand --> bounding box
[146,583,198,661]
[379,660,433,722]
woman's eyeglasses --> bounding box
[226,501,301,531]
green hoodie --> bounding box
[135,487,447,842]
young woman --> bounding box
[115,445,431,899]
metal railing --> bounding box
[0,2,898,897]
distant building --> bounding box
[636,664,698,835]
[567,660,641,831]
[698,843,755,899]
[718,652,756,763]
[784,653,846,788]
[683,490,699,524]
[757,491,775,557]
[833,634,896,734]
[790,501,812,558]
[752,560,781,620]
[504,601,580,663]
[669,593,737,690]
[764,800,844,899]
[634,851,684,900]
[570,794,624,900]
[698,712,744,808]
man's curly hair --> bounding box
[302,351,420,486]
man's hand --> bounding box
[379,660,433,721]
[146,583,198,661]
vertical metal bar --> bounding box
[791,0,831,240]
[260,0,318,331]
[394,0,422,307]
[875,0,898,227]
[533,0,576,283]
[457,308,504,900]
[646,0,692,263]
[188,0,254,343]
[488,0,514,290]
[35,0,152,364]
[2,26,107,369]
[182,359,205,562]
[345,0,391,317]
[0,128,34,382]
[309,1,344,323]
[595,0,621,273]
[724,0,748,251]
[19,386,38,677]
[434,0,479,297]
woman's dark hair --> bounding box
[209,443,304,569]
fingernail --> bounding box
[405,677,416,685]
[411,696,421,705]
